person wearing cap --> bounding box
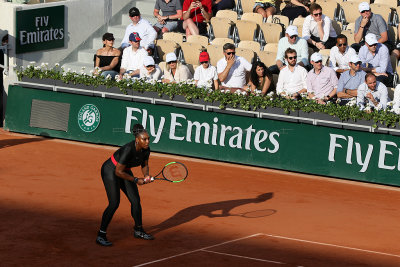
[194,51,219,90]
[307,52,338,104]
[121,7,157,52]
[302,3,337,50]
[276,48,308,99]
[162,52,193,83]
[140,56,162,81]
[357,72,389,111]
[153,0,183,37]
[358,33,393,87]
[336,54,366,105]
[217,43,252,91]
[94,33,121,79]
[119,32,148,79]
[178,0,212,36]
[329,34,357,75]
[273,25,309,74]
[353,2,390,52]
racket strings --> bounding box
[162,163,187,181]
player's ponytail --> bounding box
[132,124,147,137]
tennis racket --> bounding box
[152,162,188,183]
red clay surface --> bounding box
[0,129,399,267]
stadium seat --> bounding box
[258,23,283,46]
[216,10,238,23]
[162,32,184,45]
[233,20,259,43]
[341,30,355,45]
[211,37,235,46]
[263,43,279,53]
[257,51,278,67]
[206,44,224,66]
[187,35,209,47]
[241,0,256,14]
[210,17,235,39]
[238,40,261,52]
[339,2,361,24]
[266,15,290,28]
[292,17,305,27]
[236,47,256,63]
[179,42,205,65]
[155,39,180,62]
[241,12,263,25]
[370,3,395,25]
[346,22,356,32]
[318,0,341,20]
[318,49,331,66]
[373,0,397,7]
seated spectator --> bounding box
[119,32,148,79]
[178,0,212,36]
[336,54,366,105]
[140,56,162,81]
[302,3,337,50]
[353,2,392,53]
[253,0,276,20]
[357,72,389,111]
[194,51,219,90]
[307,52,338,104]
[329,34,357,75]
[245,61,274,96]
[281,0,315,22]
[153,0,182,37]
[359,33,393,87]
[272,25,309,74]
[276,48,308,99]
[121,7,157,54]
[393,84,400,114]
[162,52,193,83]
[94,33,121,79]
[212,0,235,16]
[217,43,252,91]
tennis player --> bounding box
[96,124,154,246]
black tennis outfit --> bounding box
[99,141,150,232]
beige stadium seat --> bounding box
[211,37,235,46]
[210,17,235,39]
[318,0,341,20]
[206,44,224,66]
[241,0,256,14]
[241,12,263,25]
[318,49,331,66]
[236,47,256,63]
[186,35,209,47]
[374,0,397,7]
[234,20,259,42]
[238,40,261,52]
[263,43,279,53]
[340,1,361,24]
[292,17,305,26]
[346,22,356,32]
[158,61,167,73]
[257,51,278,67]
[266,15,290,28]
[341,30,355,45]
[370,4,393,23]
[179,42,205,65]
[155,39,179,62]
[216,10,238,23]
[259,23,283,45]
[297,25,304,37]
[162,32,184,45]
[345,0,366,3]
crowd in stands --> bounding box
[93,1,400,113]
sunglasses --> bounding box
[352,62,362,66]
[287,56,297,60]
[338,43,347,47]
[313,12,322,16]
[369,43,377,47]
[167,60,177,64]
[289,35,298,39]
[146,65,155,68]
[226,52,236,55]
[361,10,370,13]
[314,60,322,63]
[200,61,209,64]
[105,38,115,41]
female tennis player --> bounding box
[96,124,154,246]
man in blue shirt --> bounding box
[337,54,366,105]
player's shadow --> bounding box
[149,192,274,235]
[0,137,46,149]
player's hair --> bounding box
[132,124,147,137]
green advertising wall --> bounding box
[5,85,400,187]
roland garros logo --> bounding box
[78,104,100,132]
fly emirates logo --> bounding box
[124,107,280,153]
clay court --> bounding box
[1,129,399,266]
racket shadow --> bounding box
[149,192,274,235]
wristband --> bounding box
[133,177,138,184]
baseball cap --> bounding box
[102,32,115,41]
[199,51,210,62]
[310,52,323,62]
[365,33,378,45]
[143,56,155,67]
[349,54,361,63]
[358,2,370,13]
[129,7,140,17]
[129,32,141,42]
[285,25,298,37]
[166,52,177,63]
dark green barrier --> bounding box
[5,85,400,186]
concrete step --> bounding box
[107,25,128,39]
[130,0,157,17]
[78,48,97,64]
[121,14,158,26]
[62,62,94,74]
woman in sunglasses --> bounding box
[162,52,193,83]
[94,33,121,79]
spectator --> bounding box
[194,51,219,90]
[307,52,338,104]
[217,43,252,91]
[162,52,193,83]
[273,25,309,74]
[94,33,121,79]
[121,7,157,53]
[392,84,400,114]
[353,2,391,53]
[153,0,183,37]
[212,0,235,16]
[119,32,148,79]
[357,72,389,111]
[276,48,308,99]
[359,33,393,87]
[329,34,357,75]
[178,0,212,36]
[336,54,366,105]
[281,0,315,22]
[140,56,162,81]
[245,61,274,96]
[302,3,337,50]
[253,0,276,20]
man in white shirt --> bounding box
[329,34,357,75]
[121,7,157,53]
[217,43,252,91]
[357,72,389,111]
[276,48,308,99]
[119,32,148,78]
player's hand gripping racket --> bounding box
[152,162,188,183]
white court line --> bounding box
[201,249,285,265]
[263,234,400,259]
